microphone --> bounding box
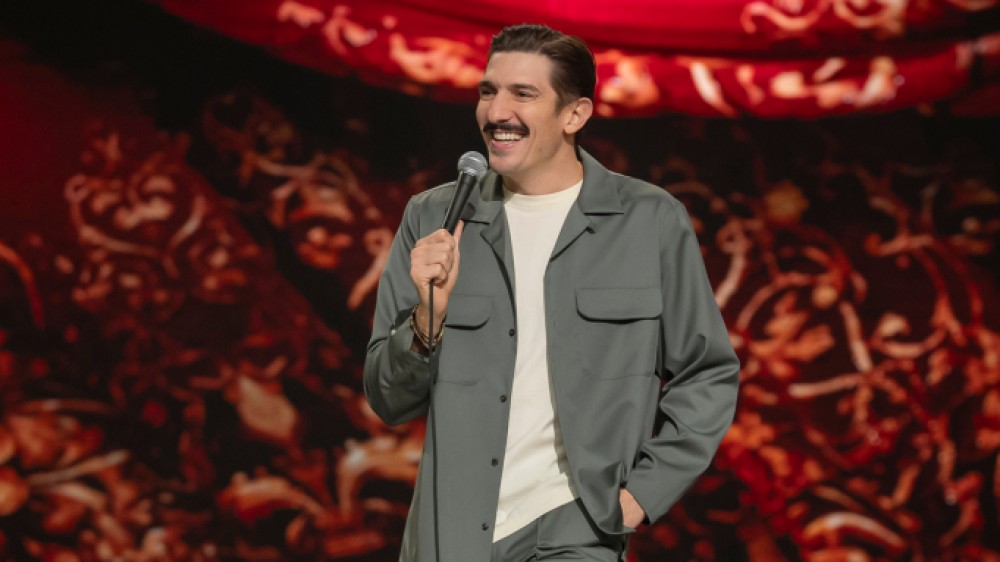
[441,151,488,233]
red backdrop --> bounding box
[0,1,998,561]
[150,0,1000,117]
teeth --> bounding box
[493,132,523,141]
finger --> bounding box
[450,222,462,277]
[430,264,450,287]
[414,229,452,248]
[415,261,449,282]
[413,248,453,270]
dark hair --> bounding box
[487,24,596,110]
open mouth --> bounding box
[484,123,529,145]
[493,131,524,142]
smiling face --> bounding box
[475,51,592,194]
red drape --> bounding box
[150,0,1000,117]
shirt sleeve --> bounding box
[363,196,439,426]
[624,202,740,524]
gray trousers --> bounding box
[490,499,628,561]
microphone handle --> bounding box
[441,170,477,233]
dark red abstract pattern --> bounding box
[0,5,998,558]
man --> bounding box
[364,24,739,562]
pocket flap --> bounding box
[444,294,492,328]
[576,287,662,321]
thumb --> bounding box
[451,221,464,279]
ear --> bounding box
[563,97,594,135]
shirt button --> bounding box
[481,523,489,531]
[508,328,516,337]
[499,394,507,403]
[491,458,499,466]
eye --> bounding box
[515,89,535,99]
[478,86,496,99]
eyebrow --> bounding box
[509,83,541,94]
[477,80,541,94]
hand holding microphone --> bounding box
[409,152,488,345]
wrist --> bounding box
[410,305,444,352]
[413,304,444,336]
[620,488,646,529]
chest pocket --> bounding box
[575,287,661,379]
[437,294,493,384]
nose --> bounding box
[486,91,514,124]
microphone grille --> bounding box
[457,151,489,178]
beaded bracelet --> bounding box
[409,305,444,349]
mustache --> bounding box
[483,122,529,136]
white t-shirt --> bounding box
[493,180,583,542]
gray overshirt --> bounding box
[364,150,740,561]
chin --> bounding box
[486,155,510,172]
[488,162,518,178]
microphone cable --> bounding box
[426,151,487,561]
